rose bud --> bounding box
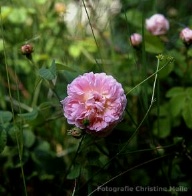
[180,27,192,46]
[146,14,169,35]
[21,44,34,60]
[130,33,142,47]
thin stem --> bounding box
[81,0,103,72]
[87,153,172,196]
[0,7,28,196]
[64,134,86,179]
[126,59,172,96]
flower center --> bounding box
[85,91,106,113]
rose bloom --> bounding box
[145,14,169,35]
[130,33,142,47]
[61,72,127,137]
[180,27,192,45]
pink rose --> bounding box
[130,33,142,47]
[180,27,192,45]
[146,14,169,35]
[61,72,127,137]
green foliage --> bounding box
[0,111,12,123]
[0,129,7,153]
[39,60,57,80]
[1,0,192,195]
[145,34,164,54]
[166,87,192,128]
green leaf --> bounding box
[166,87,185,98]
[8,8,28,24]
[80,38,97,52]
[0,128,7,153]
[145,35,164,54]
[158,62,174,79]
[0,111,13,123]
[18,108,38,121]
[1,6,12,20]
[50,59,57,77]
[185,87,192,97]
[182,101,192,129]
[69,44,82,58]
[7,125,22,146]
[153,118,171,138]
[23,129,36,148]
[31,140,52,167]
[34,0,47,4]
[35,141,51,152]
[39,67,55,80]
[0,39,3,52]
[67,164,81,180]
[124,9,142,28]
[187,48,192,57]
[38,60,57,80]
[150,104,169,117]
[169,95,186,117]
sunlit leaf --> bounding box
[69,44,81,58]
[8,8,28,24]
[1,6,12,19]
[34,0,47,4]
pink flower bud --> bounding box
[61,72,127,137]
[180,27,192,46]
[145,14,169,35]
[130,33,142,47]
[21,44,34,55]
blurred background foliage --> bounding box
[0,0,192,195]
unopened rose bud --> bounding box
[180,27,192,46]
[67,127,83,139]
[21,44,33,55]
[146,14,169,36]
[130,33,142,47]
[21,44,34,60]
